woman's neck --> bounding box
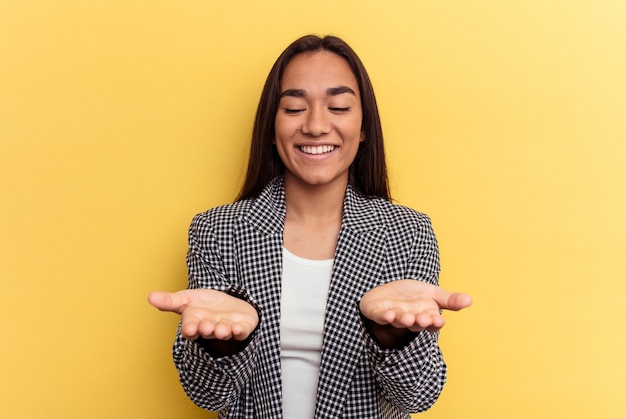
[282,174,346,260]
[283,174,347,224]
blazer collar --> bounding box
[242,176,384,236]
[341,183,384,235]
[241,177,287,236]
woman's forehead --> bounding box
[280,51,359,94]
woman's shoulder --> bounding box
[191,178,285,232]
[191,199,253,228]
[365,195,432,226]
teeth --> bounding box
[300,145,335,155]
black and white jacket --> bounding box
[173,176,447,418]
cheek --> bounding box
[274,117,296,140]
[343,116,364,139]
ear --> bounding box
[360,131,365,143]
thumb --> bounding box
[147,291,188,314]
[434,289,473,311]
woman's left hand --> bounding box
[359,280,472,334]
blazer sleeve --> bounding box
[360,212,447,413]
[172,212,261,412]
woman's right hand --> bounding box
[148,289,259,341]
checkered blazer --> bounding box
[172,176,447,418]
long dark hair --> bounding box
[236,34,390,201]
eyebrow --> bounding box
[279,85,357,98]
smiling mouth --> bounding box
[299,145,336,155]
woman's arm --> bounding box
[148,212,261,412]
[358,213,471,412]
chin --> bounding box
[295,174,347,189]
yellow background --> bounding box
[1,1,625,418]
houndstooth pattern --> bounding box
[172,176,447,418]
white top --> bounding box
[280,247,333,419]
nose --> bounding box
[301,106,331,137]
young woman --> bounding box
[149,34,472,418]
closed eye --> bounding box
[283,108,306,114]
[329,107,350,112]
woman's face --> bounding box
[274,51,364,190]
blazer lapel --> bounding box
[237,178,286,417]
[315,186,387,418]
[237,180,388,418]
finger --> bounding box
[197,319,217,339]
[396,311,417,328]
[231,323,254,341]
[213,321,234,340]
[363,308,397,325]
[415,312,445,329]
[147,291,189,314]
[433,290,473,311]
[426,325,443,333]
[381,309,398,325]
[181,318,201,340]
[399,310,443,332]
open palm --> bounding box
[148,289,259,341]
[359,280,472,333]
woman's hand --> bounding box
[360,280,472,337]
[148,289,259,341]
